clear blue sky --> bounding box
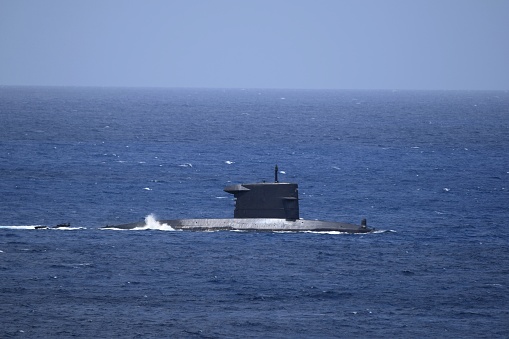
[1,0,508,90]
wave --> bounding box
[372,229,397,234]
[0,225,41,230]
[0,225,84,230]
[130,214,176,231]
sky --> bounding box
[1,0,508,90]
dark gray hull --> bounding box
[103,218,371,233]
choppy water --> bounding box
[1,87,508,337]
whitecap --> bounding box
[302,231,350,235]
[0,225,41,230]
[132,214,176,231]
[50,227,84,231]
[0,225,84,230]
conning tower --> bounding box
[224,165,299,220]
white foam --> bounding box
[372,229,396,234]
[133,214,176,231]
[0,225,41,230]
[51,227,84,231]
[0,225,84,230]
[303,231,350,235]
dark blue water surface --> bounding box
[1,87,508,337]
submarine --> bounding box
[104,166,372,233]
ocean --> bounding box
[1,87,508,337]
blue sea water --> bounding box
[1,87,508,337]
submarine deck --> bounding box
[104,218,371,233]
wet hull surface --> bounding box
[104,218,371,233]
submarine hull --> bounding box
[102,167,373,233]
[103,218,371,233]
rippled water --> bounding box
[1,87,508,337]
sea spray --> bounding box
[142,214,176,231]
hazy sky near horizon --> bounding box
[1,0,508,90]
